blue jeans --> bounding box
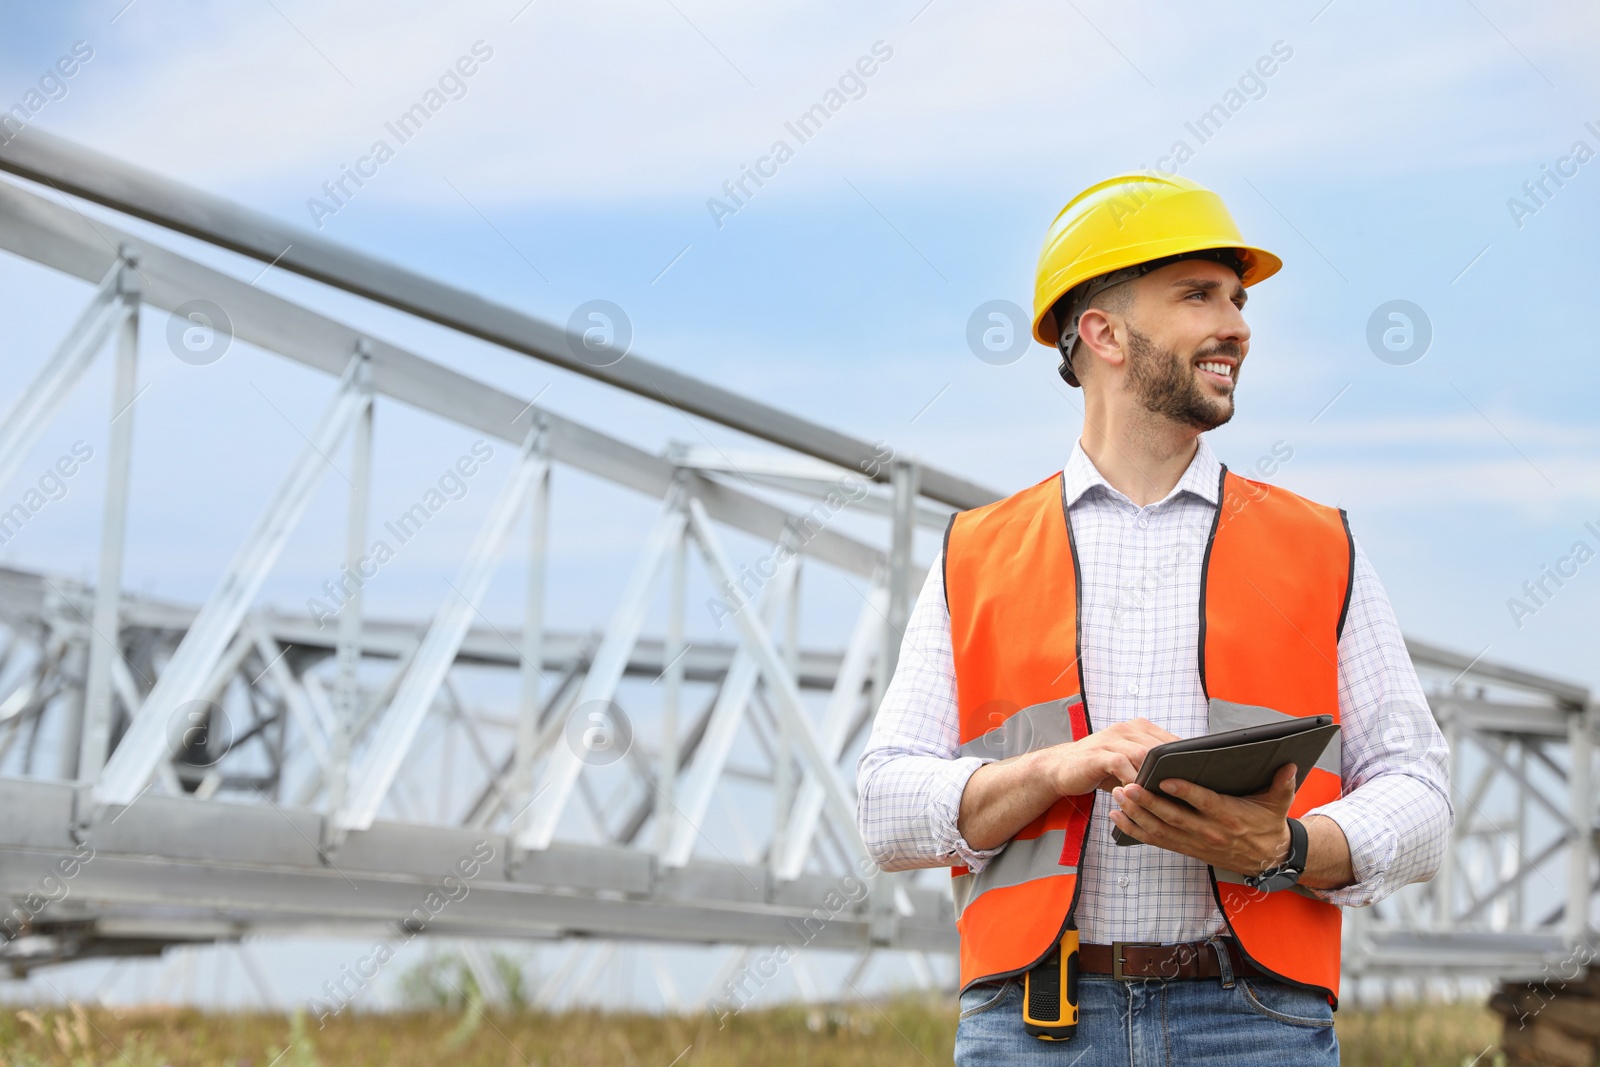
[955,953,1339,1065]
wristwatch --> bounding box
[1244,818,1308,892]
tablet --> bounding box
[1111,712,1339,846]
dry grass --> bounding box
[1336,1000,1505,1067]
[0,997,1502,1066]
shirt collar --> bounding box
[1061,435,1223,508]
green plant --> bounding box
[396,948,528,1009]
[263,1008,321,1067]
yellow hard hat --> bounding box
[1031,172,1282,351]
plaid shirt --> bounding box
[856,436,1453,945]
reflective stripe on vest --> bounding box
[945,475,1095,992]
[959,697,1084,762]
[952,828,1078,916]
[1206,698,1342,780]
[943,465,1352,1004]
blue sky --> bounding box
[0,0,1597,1008]
[4,0,1593,684]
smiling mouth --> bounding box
[1196,359,1234,384]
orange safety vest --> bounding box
[944,465,1353,1005]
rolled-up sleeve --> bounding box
[1301,536,1454,907]
[856,554,1006,873]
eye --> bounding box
[1187,291,1207,301]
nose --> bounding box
[1219,298,1251,353]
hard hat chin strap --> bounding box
[1056,265,1145,387]
[1054,248,1245,388]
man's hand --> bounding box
[1038,717,1182,796]
[957,718,1179,852]
[1109,763,1297,876]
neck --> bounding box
[1079,391,1202,507]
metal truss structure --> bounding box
[0,129,1592,1008]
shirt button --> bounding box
[1127,683,1140,696]
[1136,515,1149,529]
[1117,876,1130,888]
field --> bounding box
[0,998,1504,1066]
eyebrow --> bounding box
[1171,276,1248,306]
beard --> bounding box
[1124,326,1239,431]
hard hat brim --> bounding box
[1032,241,1282,347]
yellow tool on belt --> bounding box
[1022,927,1080,1041]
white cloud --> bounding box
[56,0,1599,209]
[1291,455,1600,512]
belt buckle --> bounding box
[1110,941,1162,981]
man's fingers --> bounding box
[1121,784,1200,833]
[1094,748,1140,786]
[1113,793,1164,840]
[1108,807,1149,844]
[1160,777,1221,814]
[1111,753,1139,785]
[1095,737,1147,767]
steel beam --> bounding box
[655,487,688,855]
[76,255,141,783]
[0,130,996,511]
[0,776,957,951]
[0,260,123,495]
[511,423,551,845]
[883,458,921,686]
[669,444,955,529]
[1568,702,1594,942]
[328,358,374,819]
[1409,638,1589,709]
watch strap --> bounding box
[1284,816,1309,873]
[1245,817,1307,891]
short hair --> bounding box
[1055,278,1136,385]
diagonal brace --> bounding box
[92,357,370,807]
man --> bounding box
[856,172,1452,1065]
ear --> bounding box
[1075,307,1127,375]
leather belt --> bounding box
[1078,938,1270,981]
